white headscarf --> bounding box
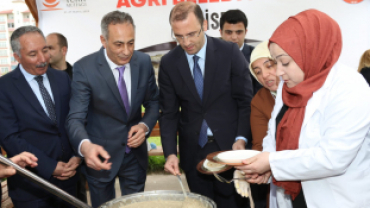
[249,41,276,97]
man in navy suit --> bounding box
[220,9,262,95]
[0,26,80,208]
[66,11,159,207]
[159,2,252,207]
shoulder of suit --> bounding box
[161,45,182,61]
[48,68,70,83]
[74,49,101,65]
[211,36,234,48]
[133,50,151,61]
[0,65,22,84]
[48,67,66,75]
[0,68,15,85]
[245,43,255,51]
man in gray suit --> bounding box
[66,11,159,207]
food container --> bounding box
[99,190,216,208]
[0,155,216,208]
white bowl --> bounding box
[217,150,261,164]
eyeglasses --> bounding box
[172,29,202,42]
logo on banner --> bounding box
[343,0,363,3]
[66,0,88,7]
[42,0,62,11]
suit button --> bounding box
[58,133,62,137]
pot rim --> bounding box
[98,190,217,208]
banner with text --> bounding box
[37,0,370,69]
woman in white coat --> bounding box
[235,9,370,208]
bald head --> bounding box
[46,33,68,69]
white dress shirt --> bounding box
[239,43,244,51]
[104,49,132,105]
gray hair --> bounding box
[101,11,135,40]
[11,26,45,57]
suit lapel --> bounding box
[96,48,128,119]
[176,48,202,105]
[242,43,252,62]
[12,66,53,122]
[203,36,217,107]
[129,52,139,120]
[46,68,61,126]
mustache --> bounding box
[36,62,48,68]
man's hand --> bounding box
[52,161,67,179]
[10,152,38,168]
[81,141,111,171]
[127,123,148,148]
[0,152,38,178]
[54,157,81,180]
[232,139,246,150]
[164,154,180,176]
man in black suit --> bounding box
[159,2,253,207]
[220,9,262,95]
[0,26,79,208]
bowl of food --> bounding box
[98,190,216,208]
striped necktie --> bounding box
[193,55,208,148]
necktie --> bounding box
[35,76,57,125]
[193,55,208,148]
[117,66,131,153]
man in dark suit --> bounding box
[220,9,262,95]
[66,11,159,207]
[0,26,80,208]
[159,2,253,207]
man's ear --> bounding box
[62,46,67,56]
[14,52,21,63]
[100,35,107,48]
[202,19,208,32]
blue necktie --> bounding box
[193,55,208,148]
[117,66,131,154]
[35,76,57,125]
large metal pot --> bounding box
[99,190,216,208]
[0,155,216,208]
